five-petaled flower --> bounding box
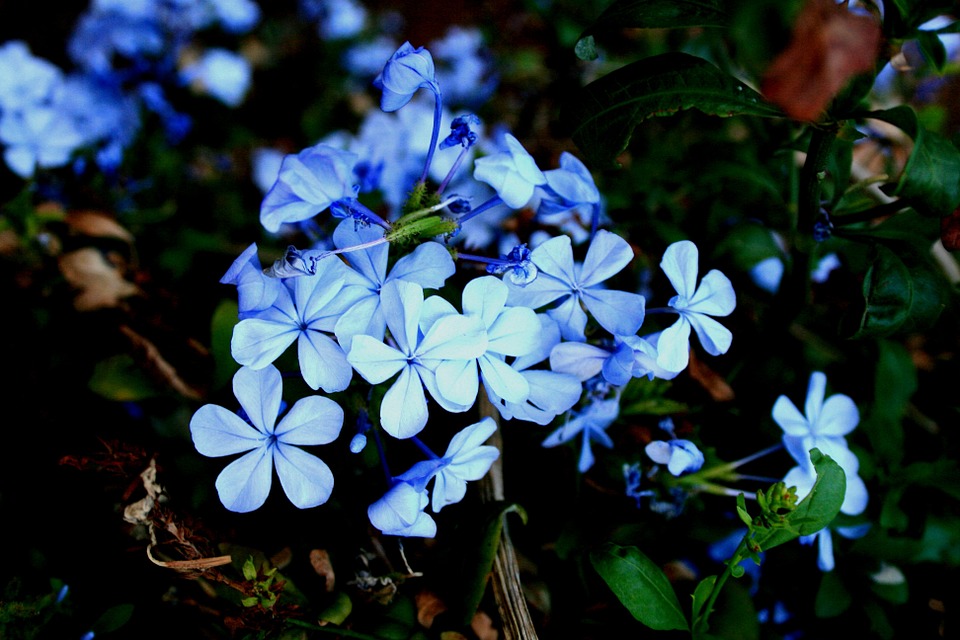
[190,365,344,513]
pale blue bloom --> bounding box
[343,36,399,78]
[347,280,487,439]
[0,107,84,178]
[538,152,602,234]
[473,133,546,209]
[260,143,358,232]
[209,0,261,33]
[656,240,736,372]
[374,42,438,112]
[181,48,252,107]
[645,439,705,476]
[422,276,541,408]
[251,147,284,193]
[488,314,582,425]
[231,256,361,392]
[799,521,870,571]
[774,372,868,516]
[368,481,436,537]
[397,418,500,512]
[220,243,282,317]
[68,11,164,73]
[311,0,367,40]
[750,256,784,294]
[811,252,841,283]
[550,339,634,386]
[332,218,455,347]
[190,365,343,512]
[620,333,680,381]
[543,398,618,472]
[430,26,497,107]
[0,41,63,112]
[505,230,646,341]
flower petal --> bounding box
[215,447,273,513]
[233,365,282,433]
[817,394,859,437]
[190,404,263,457]
[661,240,699,300]
[687,269,736,316]
[772,396,810,437]
[655,317,692,372]
[274,444,334,508]
[298,330,352,392]
[579,230,634,288]
[275,395,344,445]
[380,366,429,439]
[581,288,646,338]
[684,312,732,356]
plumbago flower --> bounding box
[230,255,361,392]
[421,276,541,408]
[543,398,619,473]
[646,439,705,476]
[773,371,868,516]
[190,365,344,512]
[538,151,603,238]
[395,418,500,515]
[472,132,547,209]
[505,229,646,342]
[347,280,487,439]
[220,243,282,317]
[332,218,455,348]
[656,240,736,373]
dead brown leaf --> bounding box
[688,351,735,402]
[119,324,203,400]
[762,0,881,121]
[58,247,140,310]
[941,207,960,251]
[310,549,336,592]
[415,590,447,629]
[65,210,134,242]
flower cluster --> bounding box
[196,39,739,538]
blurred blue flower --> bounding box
[190,365,344,512]
[181,48,252,107]
[656,240,736,372]
[259,143,359,232]
[645,439,705,476]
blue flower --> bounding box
[190,365,344,512]
[0,107,84,178]
[645,439,705,476]
[180,48,252,107]
[347,280,487,439]
[543,398,618,472]
[332,218,455,348]
[230,256,360,392]
[472,133,546,209]
[774,371,868,516]
[505,230,646,341]
[368,481,436,537]
[656,240,736,372]
[374,42,438,112]
[397,418,500,512]
[0,41,63,112]
[538,152,602,233]
[259,143,359,233]
[220,243,283,317]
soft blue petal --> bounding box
[529,234,576,287]
[581,288,646,338]
[231,318,299,370]
[388,240,455,290]
[687,269,736,316]
[479,354,529,403]
[542,414,587,447]
[655,317,692,372]
[513,314,561,370]
[684,311,732,356]
[431,470,467,512]
[661,240,699,300]
[579,230,634,288]
[772,396,809,437]
[841,472,869,516]
[487,305,539,357]
[419,294,458,336]
[547,294,588,342]
[274,444,334,508]
[347,335,407,384]
[298,330,352,392]
[368,481,436,537]
[805,372,828,427]
[380,366,429,439]
[504,271,570,309]
[232,365,282,433]
[435,358,480,406]
[817,394,860,437]
[550,341,606,381]
[334,294,384,346]
[417,314,488,361]
[275,395,344,446]
[577,434,596,472]
[816,529,835,572]
[190,404,263,457]
[462,276,508,329]
[380,280,422,354]
[215,447,273,513]
[334,218,387,284]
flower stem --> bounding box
[419,85,444,184]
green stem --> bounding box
[833,198,910,226]
[692,538,750,636]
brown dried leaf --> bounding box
[310,549,336,592]
[471,611,499,640]
[941,207,960,251]
[119,324,203,400]
[688,351,735,402]
[65,210,134,242]
[762,0,881,121]
[58,247,140,310]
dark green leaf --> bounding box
[211,299,241,389]
[915,30,948,72]
[844,243,947,339]
[316,592,352,625]
[815,571,852,618]
[90,604,134,634]
[89,355,162,401]
[576,0,730,59]
[449,502,527,627]
[861,340,915,467]
[758,449,845,551]
[590,542,688,631]
[563,52,782,168]
[691,575,717,626]
[864,106,960,216]
[709,580,758,640]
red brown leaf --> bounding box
[762,0,881,121]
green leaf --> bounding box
[576,0,730,59]
[89,355,162,401]
[815,571,852,618]
[915,30,948,72]
[844,243,947,339]
[448,502,528,627]
[758,449,845,551]
[861,341,915,467]
[211,299,240,389]
[691,575,717,625]
[863,106,960,216]
[590,542,688,631]
[317,592,353,626]
[563,52,782,168]
[89,604,134,634]
[709,580,758,640]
